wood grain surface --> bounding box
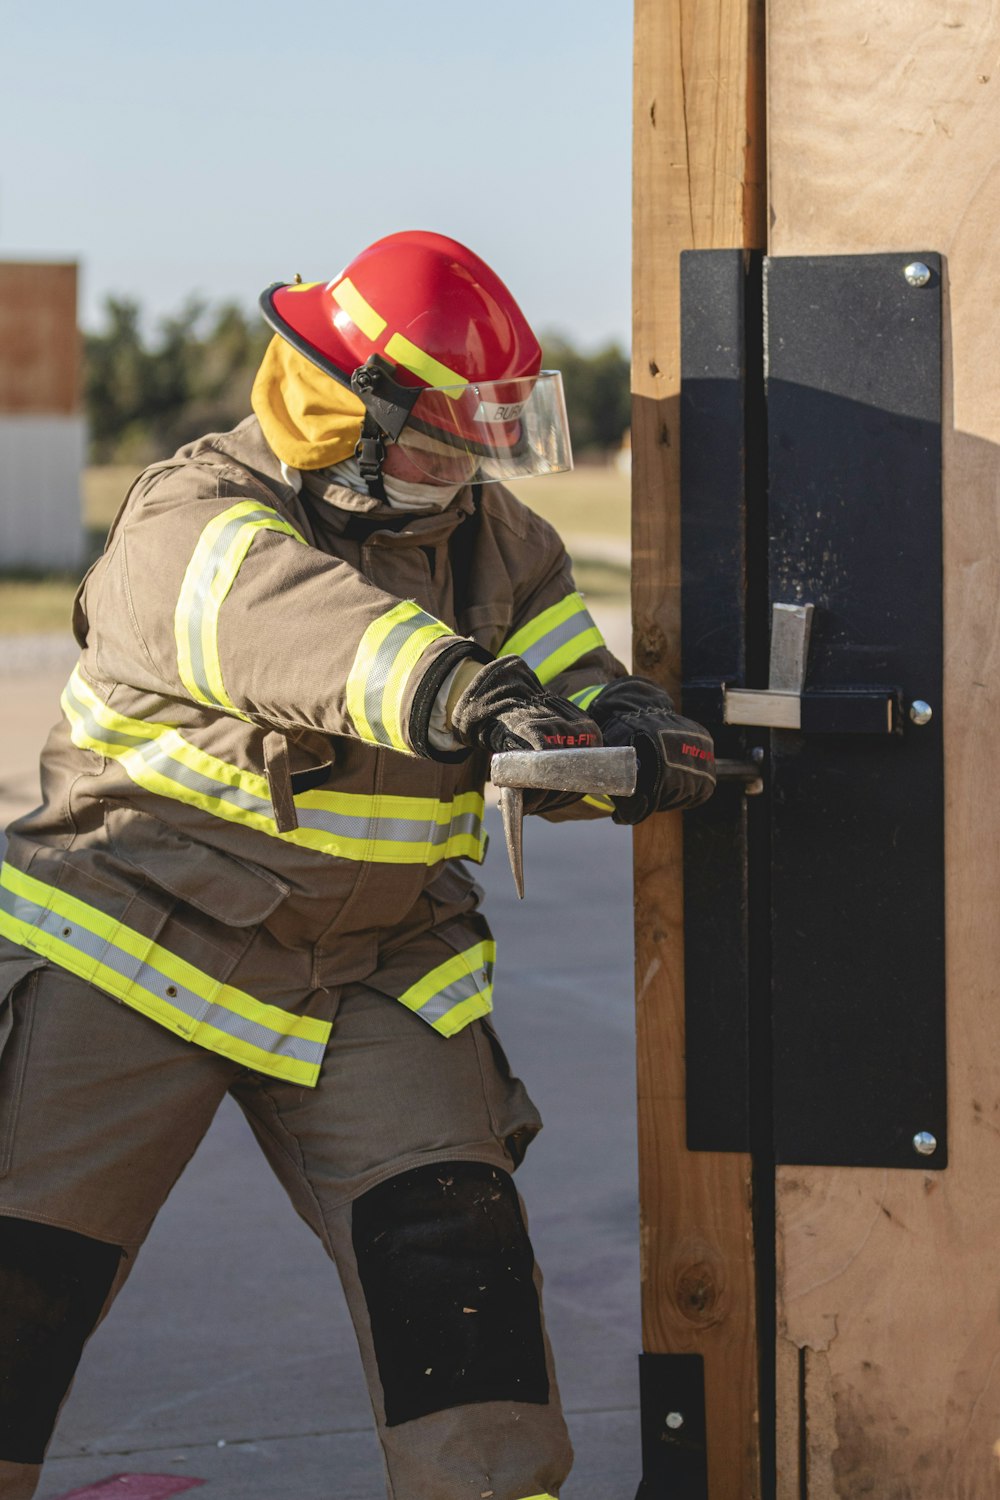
[632,3,765,1494]
[768,2,1000,1493]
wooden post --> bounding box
[631,3,766,1495]
[767,3,1000,1493]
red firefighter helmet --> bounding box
[259,231,572,486]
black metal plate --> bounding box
[679,250,752,1152]
[766,252,946,1169]
[799,688,901,736]
[635,1353,708,1500]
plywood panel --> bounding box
[0,262,80,415]
[769,3,1000,1493]
[632,2,765,1494]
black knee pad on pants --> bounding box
[0,1217,122,1463]
[352,1161,549,1426]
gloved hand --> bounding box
[450,655,603,754]
[588,677,716,824]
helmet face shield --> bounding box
[398,371,573,484]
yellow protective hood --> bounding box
[251,336,366,471]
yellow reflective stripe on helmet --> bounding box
[63,667,487,866]
[346,601,456,753]
[397,939,496,1037]
[331,277,387,340]
[384,331,464,394]
[329,284,463,397]
[174,502,307,718]
[503,593,606,686]
[0,862,329,1086]
[569,684,605,712]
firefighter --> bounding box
[0,232,715,1500]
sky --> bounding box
[0,1,632,349]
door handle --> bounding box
[687,602,904,735]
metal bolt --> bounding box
[750,746,765,764]
[665,1412,685,1430]
[904,261,932,287]
[909,700,933,725]
[913,1131,938,1156]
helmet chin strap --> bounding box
[350,355,423,504]
[354,413,389,503]
[310,451,462,513]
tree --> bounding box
[84,298,160,461]
[84,299,270,463]
[539,333,631,456]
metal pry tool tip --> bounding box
[490,746,637,898]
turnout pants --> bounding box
[0,951,572,1500]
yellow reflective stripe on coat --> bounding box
[503,593,605,685]
[346,600,456,753]
[62,667,486,866]
[583,794,615,813]
[397,939,496,1037]
[569,687,614,810]
[569,683,605,712]
[174,501,308,718]
[0,863,330,1087]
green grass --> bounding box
[0,578,79,636]
[507,464,630,540]
[82,463,633,541]
[0,467,143,637]
[84,465,143,534]
[568,558,630,598]
[1,463,631,637]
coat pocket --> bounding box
[0,950,46,1177]
[104,806,290,928]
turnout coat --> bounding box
[0,419,626,1086]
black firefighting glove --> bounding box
[451,655,603,754]
[588,677,716,824]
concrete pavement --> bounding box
[0,633,78,832]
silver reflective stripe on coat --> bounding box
[62,667,487,866]
[0,863,329,1086]
[502,592,605,685]
[346,600,456,753]
[174,501,308,719]
[396,939,496,1037]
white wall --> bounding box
[0,414,86,571]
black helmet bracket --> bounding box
[350,355,421,442]
[350,355,423,502]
